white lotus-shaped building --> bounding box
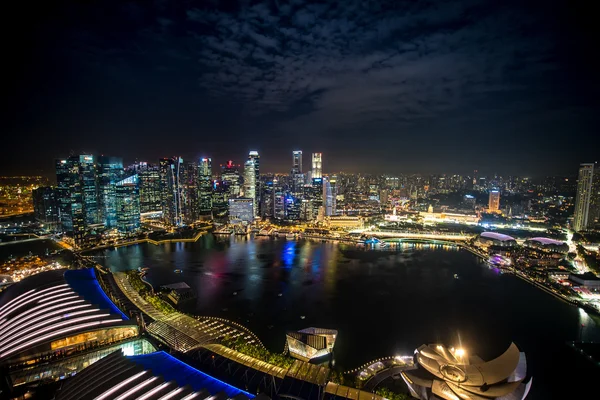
[401,343,532,400]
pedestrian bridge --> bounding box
[367,231,471,241]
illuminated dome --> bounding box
[524,237,569,253]
[477,232,517,248]
[401,343,532,400]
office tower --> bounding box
[159,157,184,227]
[323,176,337,216]
[244,159,256,217]
[291,150,304,193]
[55,156,87,244]
[285,195,301,221]
[292,151,303,174]
[198,158,212,216]
[211,181,229,220]
[573,163,596,231]
[222,161,241,197]
[115,174,141,233]
[591,164,600,227]
[97,156,123,228]
[248,151,260,215]
[137,163,161,213]
[261,179,274,219]
[79,155,99,225]
[32,186,59,231]
[312,153,322,179]
[309,177,323,219]
[274,191,285,220]
[488,189,500,213]
[228,198,254,224]
[180,160,198,223]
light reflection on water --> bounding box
[99,234,600,400]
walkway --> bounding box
[112,271,263,353]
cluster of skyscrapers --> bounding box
[32,150,338,246]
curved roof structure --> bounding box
[56,350,255,400]
[0,268,133,364]
[480,232,516,242]
[526,237,565,246]
[402,343,531,400]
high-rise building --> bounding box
[324,175,337,216]
[222,161,241,197]
[97,156,123,228]
[488,189,500,213]
[198,158,212,216]
[32,186,59,231]
[261,179,274,219]
[115,174,141,233]
[136,163,161,213]
[228,198,254,224]
[273,191,286,220]
[79,155,100,225]
[55,157,87,244]
[312,153,322,179]
[181,161,199,223]
[574,163,596,231]
[244,159,256,217]
[248,151,260,215]
[292,151,303,174]
[159,157,184,227]
[291,150,304,193]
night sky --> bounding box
[5,0,599,177]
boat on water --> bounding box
[174,269,183,273]
[286,233,296,240]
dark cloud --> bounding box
[4,0,599,176]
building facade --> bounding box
[32,186,59,231]
[115,174,141,233]
[97,156,123,228]
[198,158,213,216]
[573,163,596,231]
[488,189,500,213]
[311,153,322,179]
[228,198,254,224]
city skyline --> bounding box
[10,148,598,180]
[5,1,599,177]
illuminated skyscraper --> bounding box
[292,151,303,174]
[228,198,254,224]
[198,158,212,216]
[323,175,337,216]
[574,163,596,231]
[488,189,500,213]
[243,159,256,217]
[136,163,161,213]
[32,186,59,231]
[55,155,97,244]
[159,157,184,226]
[115,174,141,233]
[79,155,99,225]
[248,151,260,216]
[97,156,123,228]
[312,153,322,179]
[221,161,241,197]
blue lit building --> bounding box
[116,174,141,233]
[97,156,123,228]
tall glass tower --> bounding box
[198,158,213,216]
[97,156,123,228]
[574,163,595,231]
[115,174,141,233]
[248,151,260,216]
[244,159,256,218]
